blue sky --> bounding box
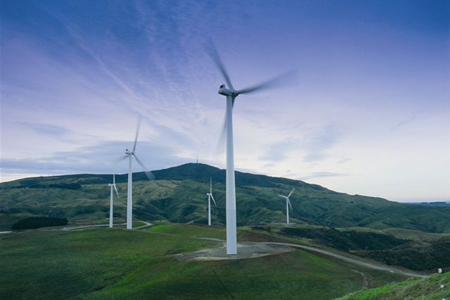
[1,0,449,202]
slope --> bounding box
[1,163,449,233]
[336,271,449,300]
[0,224,407,300]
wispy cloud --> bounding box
[1,141,186,175]
[303,124,342,163]
[390,111,423,131]
[260,140,296,162]
[1,0,449,201]
[301,172,352,180]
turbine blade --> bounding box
[115,155,129,164]
[236,70,297,95]
[113,174,115,185]
[114,184,119,197]
[288,198,293,210]
[215,114,227,155]
[288,188,295,198]
[206,39,234,90]
[278,195,287,199]
[211,194,217,206]
[132,116,142,153]
[210,177,212,194]
[133,154,155,180]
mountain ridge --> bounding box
[1,163,449,233]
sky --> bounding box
[1,0,449,202]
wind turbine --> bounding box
[108,174,119,228]
[206,177,217,226]
[119,117,154,229]
[278,188,295,224]
[207,41,295,254]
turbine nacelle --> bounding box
[218,85,236,97]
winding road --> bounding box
[264,242,426,278]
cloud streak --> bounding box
[303,125,342,163]
[1,0,449,202]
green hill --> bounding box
[0,224,408,300]
[337,271,449,300]
[1,163,449,234]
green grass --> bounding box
[0,224,407,300]
[0,228,214,299]
[148,223,226,239]
[337,272,450,300]
[86,250,362,300]
[132,221,147,228]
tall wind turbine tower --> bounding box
[207,41,295,254]
[278,188,295,224]
[108,174,119,228]
[119,118,154,229]
[206,177,217,226]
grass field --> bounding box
[337,272,450,300]
[0,224,407,300]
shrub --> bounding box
[12,217,68,230]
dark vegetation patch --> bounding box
[280,227,407,251]
[12,217,68,230]
[355,238,450,271]
[19,182,82,190]
[279,227,450,271]
[75,206,99,216]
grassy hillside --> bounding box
[337,271,449,300]
[260,224,450,272]
[0,224,406,300]
[1,163,449,234]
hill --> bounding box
[337,270,449,300]
[0,224,408,300]
[1,163,449,234]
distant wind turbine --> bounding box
[207,40,296,254]
[118,117,154,229]
[278,188,295,224]
[206,178,217,226]
[108,174,119,228]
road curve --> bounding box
[182,235,426,278]
[265,242,427,278]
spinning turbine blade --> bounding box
[133,154,154,180]
[214,112,227,155]
[113,174,116,185]
[133,116,142,153]
[114,184,119,197]
[210,177,212,194]
[115,155,129,164]
[288,198,293,210]
[211,194,217,206]
[288,188,295,198]
[236,70,297,95]
[206,40,234,90]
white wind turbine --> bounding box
[278,188,295,224]
[207,41,296,254]
[206,177,217,226]
[119,118,154,229]
[108,174,119,228]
